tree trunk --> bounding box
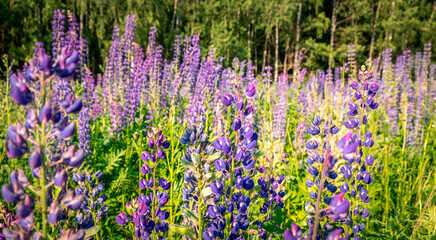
[80,4,84,80]
[176,16,180,29]
[404,31,408,49]
[274,18,279,81]
[211,20,215,40]
[429,1,435,25]
[267,39,271,70]
[328,0,338,70]
[38,7,41,38]
[192,0,199,35]
[284,38,289,72]
[369,0,381,61]
[237,7,240,39]
[262,34,270,73]
[248,15,251,60]
[171,0,178,30]
[388,1,395,43]
[262,16,271,73]
[353,19,358,48]
[293,1,302,80]
[253,19,258,74]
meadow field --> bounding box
[0,3,435,240]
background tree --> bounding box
[0,0,434,76]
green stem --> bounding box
[169,109,176,238]
[40,74,48,239]
[197,176,203,240]
[5,64,10,126]
[152,146,158,239]
[139,131,143,181]
[384,144,389,230]
[399,96,408,210]
[312,116,332,240]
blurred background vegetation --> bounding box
[1,0,435,73]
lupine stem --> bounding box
[384,144,389,230]
[197,175,203,240]
[40,74,48,239]
[228,93,241,201]
[139,132,143,181]
[169,110,175,238]
[5,58,10,126]
[399,96,408,209]
[152,142,158,239]
[1,57,11,171]
[312,117,332,240]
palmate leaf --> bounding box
[169,224,196,239]
[273,207,284,226]
[191,153,200,166]
[84,226,100,238]
[181,206,198,224]
[262,222,283,234]
[181,158,196,171]
[201,187,213,198]
[209,135,220,144]
[205,151,221,161]
[282,193,291,202]
[204,171,223,181]
[253,148,268,158]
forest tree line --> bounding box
[1,0,435,77]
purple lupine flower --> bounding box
[178,72,259,239]
[52,9,66,56]
[3,42,89,239]
[116,212,129,226]
[10,72,32,106]
[337,131,359,161]
[283,223,303,240]
[273,74,289,156]
[73,170,108,230]
[328,193,350,221]
[78,107,91,158]
[338,65,380,238]
[117,128,171,238]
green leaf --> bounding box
[84,226,100,238]
[273,207,284,226]
[169,224,196,239]
[191,153,200,166]
[273,139,282,147]
[102,137,112,147]
[253,149,267,158]
[181,206,198,224]
[282,193,291,202]
[201,187,213,198]
[209,135,220,143]
[181,159,196,171]
[205,171,223,181]
[262,222,282,234]
[253,185,262,192]
[205,152,221,161]
[103,149,126,174]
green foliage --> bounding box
[169,224,197,239]
[0,70,435,239]
[1,0,435,76]
[0,2,436,239]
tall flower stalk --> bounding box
[116,127,171,239]
[339,65,379,238]
[2,47,89,239]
